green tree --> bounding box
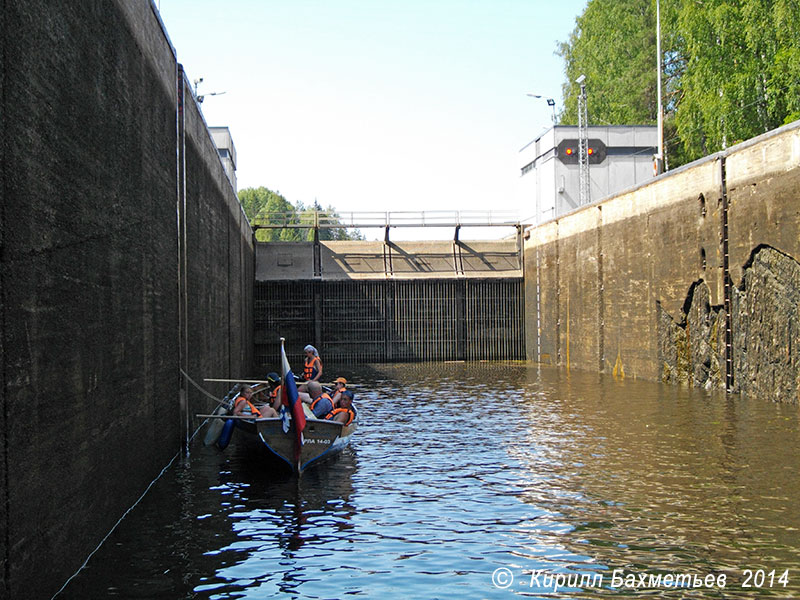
[674,0,800,157]
[557,0,665,126]
[238,187,364,242]
[238,187,302,242]
[557,0,800,168]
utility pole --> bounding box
[654,0,665,175]
[576,74,590,206]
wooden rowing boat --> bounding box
[199,383,358,475]
[201,338,358,475]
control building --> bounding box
[210,126,237,192]
[518,125,657,224]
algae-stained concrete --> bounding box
[524,122,800,402]
[1,2,253,597]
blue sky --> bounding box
[157,0,587,230]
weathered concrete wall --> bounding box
[525,121,800,403]
[182,76,254,422]
[0,2,253,597]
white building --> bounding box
[210,126,237,192]
[518,125,657,224]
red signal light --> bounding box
[565,148,574,156]
[587,147,594,155]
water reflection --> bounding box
[58,363,800,599]
[194,445,358,597]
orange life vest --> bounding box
[303,356,322,380]
[269,384,283,405]
[325,407,355,426]
[234,396,262,418]
[310,392,333,412]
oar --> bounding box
[205,377,362,387]
[204,378,273,384]
[196,413,270,420]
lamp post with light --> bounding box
[526,93,556,125]
[654,0,665,174]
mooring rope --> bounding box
[50,450,181,599]
[51,372,228,598]
[180,368,229,407]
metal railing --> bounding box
[251,210,520,230]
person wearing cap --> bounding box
[325,390,356,426]
[262,371,283,413]
[302,344,323,382]
[331,377,347,407]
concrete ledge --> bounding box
[257,239,523,280]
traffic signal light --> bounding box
[556,139,607,165]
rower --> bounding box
[331,377,347,406]
[262,371,283,412]
[325,391,356,425]
[299,381,333,418]
[234,385,277,419]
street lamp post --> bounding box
[526,93,556,125]
[654,0,665,174]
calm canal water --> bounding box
[58,363,800,599]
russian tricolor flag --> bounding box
[281,339,305,461]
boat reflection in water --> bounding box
[194,441,358,598]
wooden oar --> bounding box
[204,378,273,384]
[196,413,268,420]
[205,377,362,387]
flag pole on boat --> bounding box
[280,337,305,475]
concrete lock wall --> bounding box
[0,2,253,597]
[524,121,800,403]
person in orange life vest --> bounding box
[298,380,333,418]
[331,377,347,407]
[262,371,283,412]
[325,390,355,426]
[234,386,278,419]
[302,345,323,382]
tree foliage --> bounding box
[557,0,800,167]
[238,187,364,242]
[557,0,663,126]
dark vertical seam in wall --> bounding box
[597,206,605,372]
[721,157,734,391]
[227,200,232,378]
[555,221,561,364]
[240,213,245,373]
[1,0,10,592]
[177,66,189,452]
[251,230,257,373]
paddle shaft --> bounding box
[195,414,270,420]
[204,377,358,387]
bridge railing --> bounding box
[251,210,520,230]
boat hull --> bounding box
[233,417,357,474]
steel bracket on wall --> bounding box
[383,226,393,277]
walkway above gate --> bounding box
[253,210,523,280]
